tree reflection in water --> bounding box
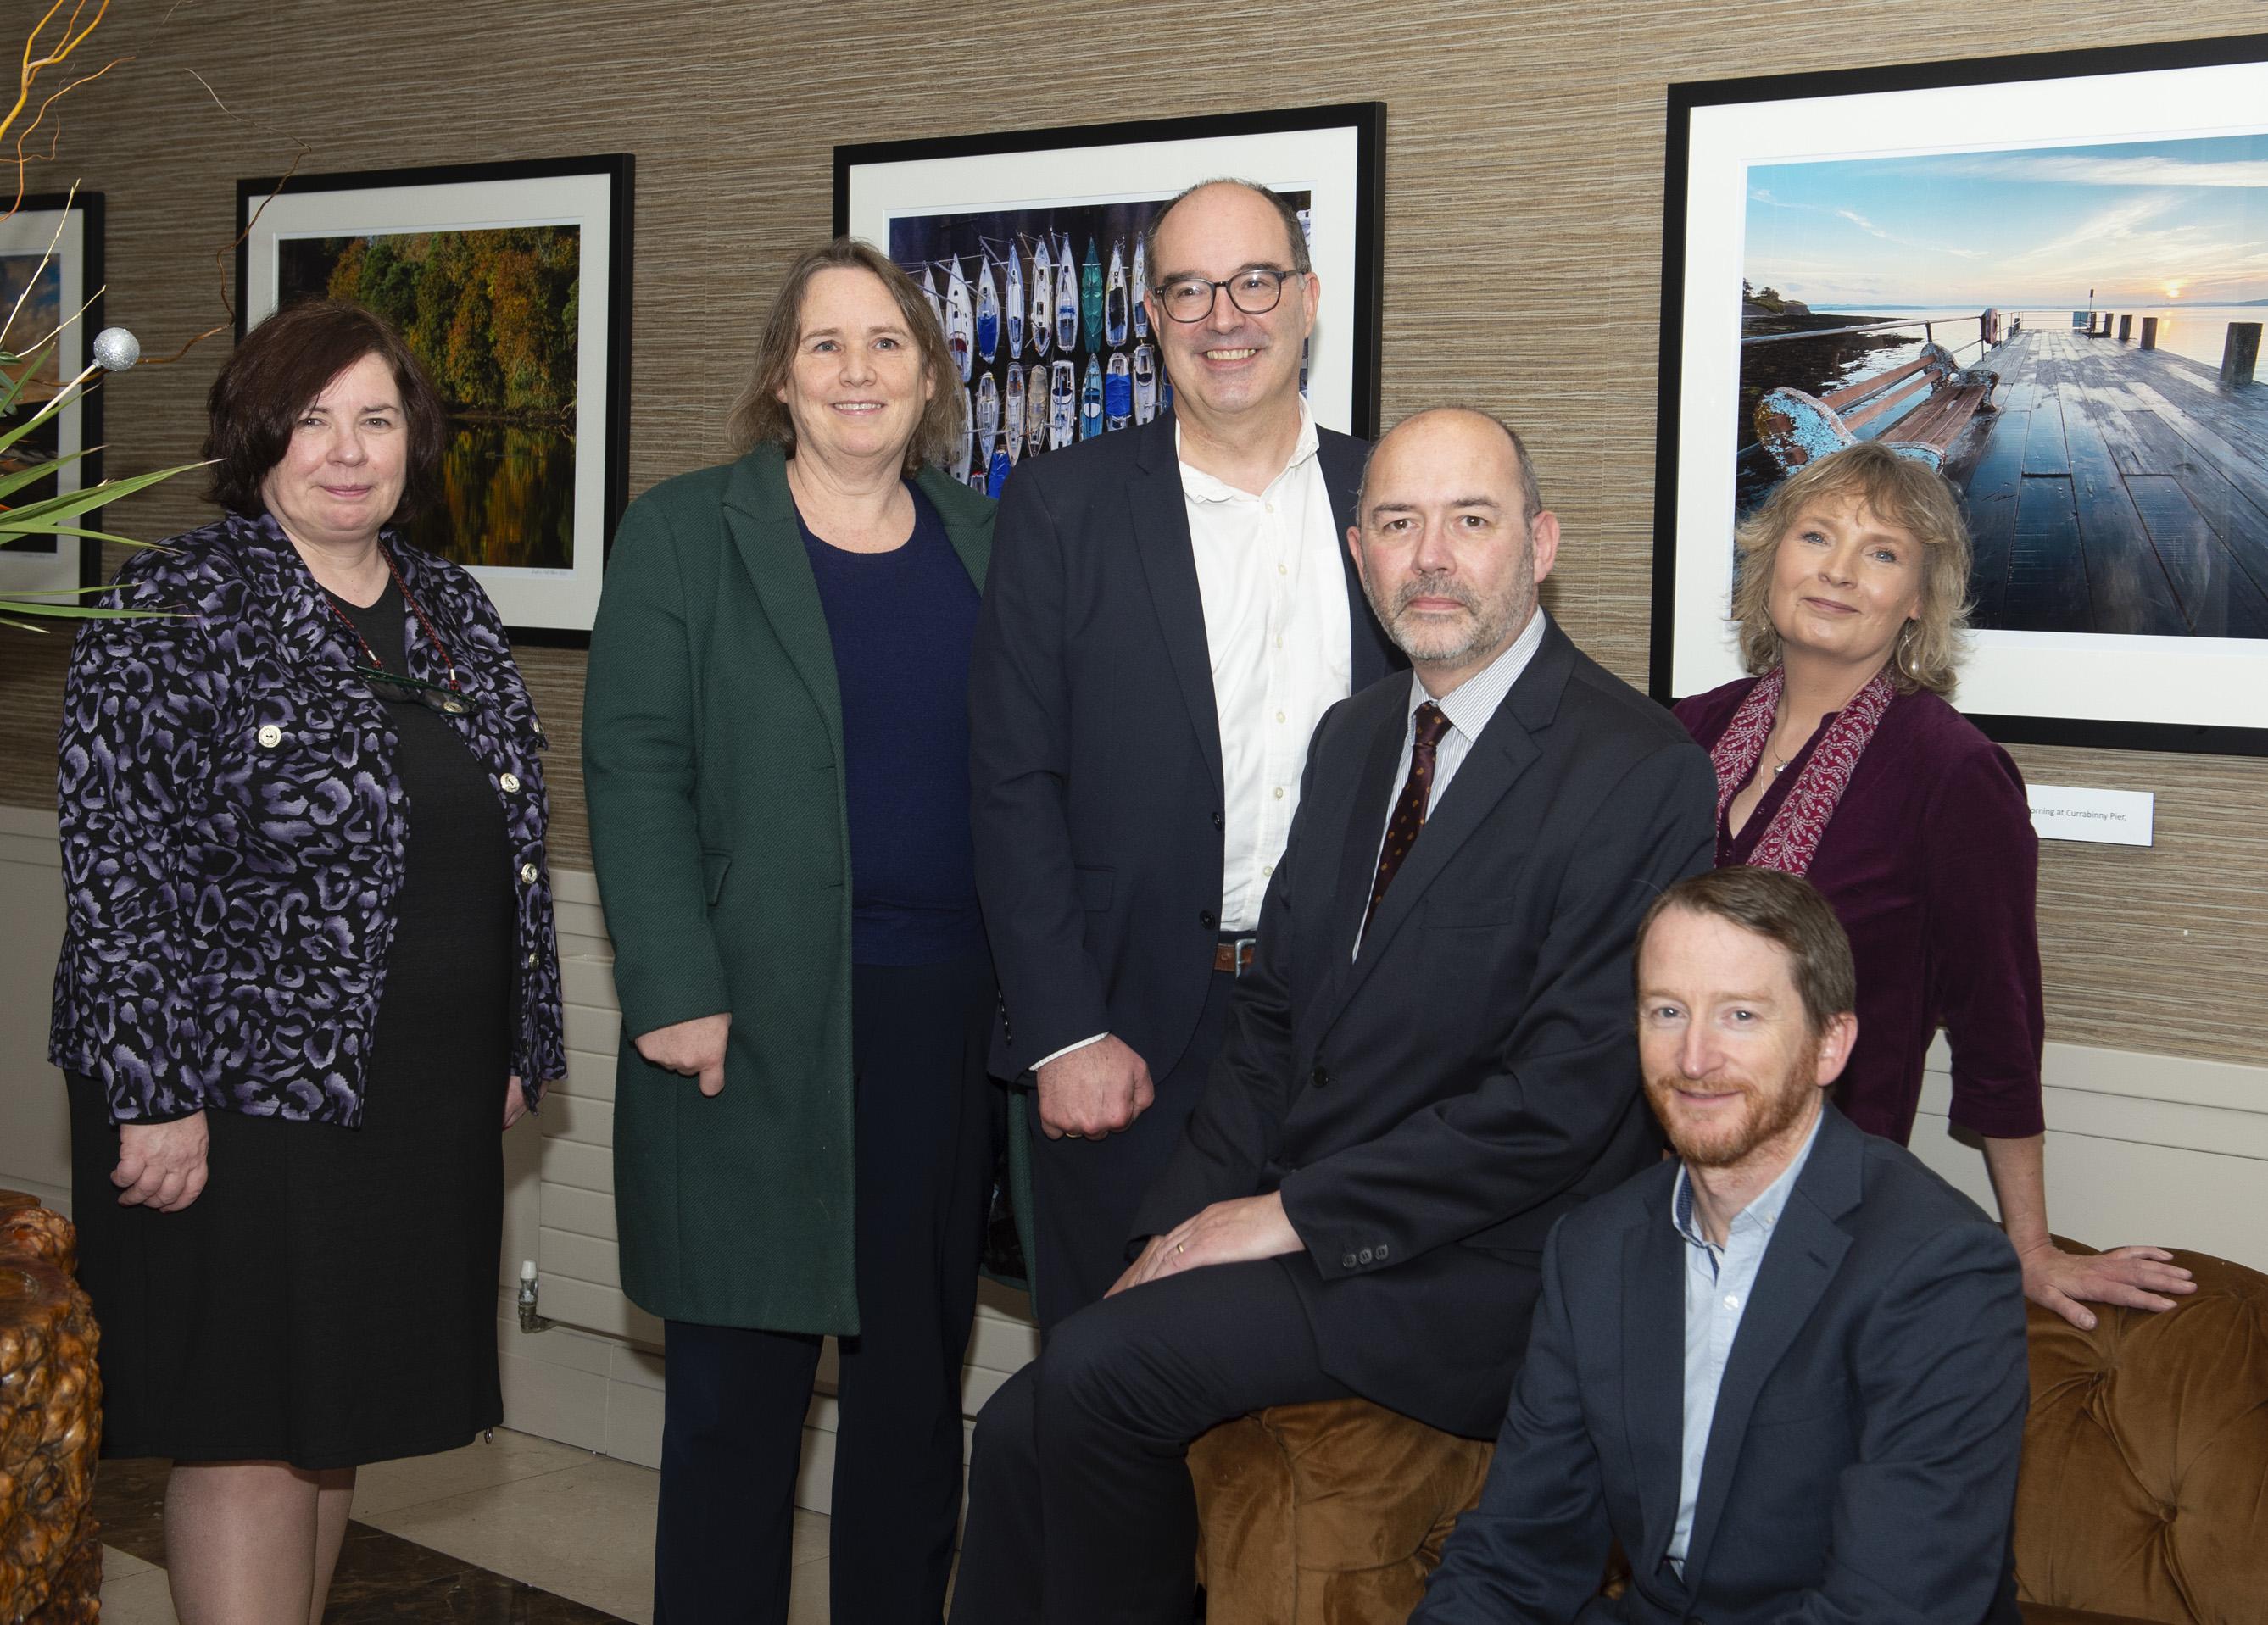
[401,420,575,572]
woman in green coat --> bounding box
[584,239,996,1625]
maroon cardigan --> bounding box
[1675,679,2046,1144]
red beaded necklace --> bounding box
[320,541,461,693]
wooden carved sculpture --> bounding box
[0,1191,101,1625]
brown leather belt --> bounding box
[1212,938,1257,975]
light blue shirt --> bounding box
[1665,1110,1825,1574]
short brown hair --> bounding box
[1636,867,1856,1035]
[205,298,447,520]
[1732,442,1972,696]
[725,238,962,472]
[1140,178,1312,285]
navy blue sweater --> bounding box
[800,486,986,965]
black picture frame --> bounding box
[236,154,634,646]
[834,102,1385,476]
[0,190,103,594]
[1652,34,2268,755]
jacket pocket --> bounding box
[702,850,733,907]
[1076,865,1114,912]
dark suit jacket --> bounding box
[1414,1105,2029,1625]
[970,411,1401,1082]
[1130,621,1718,1437]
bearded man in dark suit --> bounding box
[950,407,1718,1623]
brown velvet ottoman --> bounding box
[0,1190,102,1625]
[1187,1242,2268,1624]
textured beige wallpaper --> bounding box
[3,0,2264,1065]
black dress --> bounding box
[69,579,516,1469]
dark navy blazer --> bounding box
[1414,1105,2029,1625]
[970,410,1400,1082]
[50,511,566,1126]
[1131,622,1719,1438]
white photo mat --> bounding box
[0,202,91,597]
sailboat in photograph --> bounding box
[976,253,1000,365]
[1104,239,1128,348]
[1028,237,1052,357]
[1080,239,1103,354]
[1006,247,1024,359]
[1132,234,1148,339]
[1055,232,1079,354]
[1079,354,1104,441]
[1132,343,1157,425]
[1027,365,1049,459]
[945,258,973,382]
[950,384,975,481]
[1050,359,1076,450]
[1104,351,1132,431]
[920,264,943,332]
[976,371,1000,453]
[1005,365,1026,464]
[987,432,1012,498]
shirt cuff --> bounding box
[1033,1032,1109,1070]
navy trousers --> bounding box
[653,954,994,1625]
[950,1254,1351,1625]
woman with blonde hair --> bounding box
[1675,441,2191,1331]
[584,237,995,1623]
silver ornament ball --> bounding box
[92,326,140,371]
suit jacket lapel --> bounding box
[1328,624,1574,1014]
[1622,1191,1690,1578]
[1681,1109,1864,1586]
[1130,414,1224,797]
[1308,692,1410,1031]
[915,466,993,590]
[722,445,843,738]
[1318,427,1397,691]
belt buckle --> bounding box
[1233,935,1257,976]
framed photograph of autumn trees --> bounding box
[237,155,634,642]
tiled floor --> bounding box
[92,1432,840,1623]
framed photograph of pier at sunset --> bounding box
[834,103,1384,490]
[1652,33,2268,755]
[237,154,634,643]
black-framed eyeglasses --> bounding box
[1150,267,1297,324]
[348,664,477,716]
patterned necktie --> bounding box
[1367,701,1452,926]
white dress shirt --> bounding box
[1183,401,1353,933]
[1666,1110,1824,1573]
[1032,403,1351,1070]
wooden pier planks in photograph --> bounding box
[1954,326,2268,638]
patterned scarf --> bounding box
[1708,665,1895,876]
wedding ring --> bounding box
[1176,1241,1187,1255]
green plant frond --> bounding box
[0,341,59,415]
[0,598,181,620]
[0,615,52,632]
[0,443,95,502]
[0,580,137,597]
[0,384,81,461]
[2,461,207,526]
[7,524,164,547]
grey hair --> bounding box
[1356,406,1544,525]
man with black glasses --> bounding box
[971,179,1399,1331]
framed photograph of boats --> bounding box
[237,153,634,644]
[834,102,1384,493]
[0,191,103,598]
[1652,32,2268,755]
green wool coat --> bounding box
[582,444,995,1334]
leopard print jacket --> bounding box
[49,509,566,1125]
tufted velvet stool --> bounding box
[1187,1240,2266,1624]
[0,1190,103,1624]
